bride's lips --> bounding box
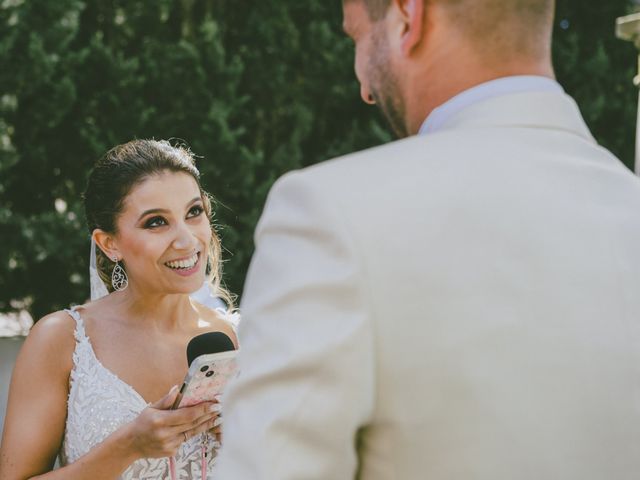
[164,252,202,277]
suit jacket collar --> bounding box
[437,91,596,143]
[420,76,563,135]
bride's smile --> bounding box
[98,171,212,295]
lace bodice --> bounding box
[60,307,217,479]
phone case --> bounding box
[176,350,238,408]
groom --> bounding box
[216,0,640,478]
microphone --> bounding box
[171,331,236,410]
[186,331,235,366]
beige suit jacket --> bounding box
[215,91,640,479]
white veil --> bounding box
[90,237,110,301]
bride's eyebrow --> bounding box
[136,197,202,221]
[186,196,203,207]
[137,207,169,221]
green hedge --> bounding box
[0,0,636,319]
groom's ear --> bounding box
[391,0,426,56]
[92,229,121,261]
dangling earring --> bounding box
[111,257,129,292]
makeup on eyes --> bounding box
[139,203,205,230]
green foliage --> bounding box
[0,0,389,318]
[0,0,636,318]
[554,0,638,169]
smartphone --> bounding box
[172,350,238,409]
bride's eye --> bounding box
[187,205,204,218]
[144,216,167,228]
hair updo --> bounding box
[83,139,232,306]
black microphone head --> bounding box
[186,331,235,366]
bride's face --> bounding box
[112,171,212,295]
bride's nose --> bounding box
[172,222,198,251]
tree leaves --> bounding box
[0,0,636,318]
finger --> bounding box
[167,409,219,439]
[166,401,220,427]
[210,417,223,444]
[150,385,180,410]
[184,416,219,440]
[178,429,191,445]
[212,416,223,429]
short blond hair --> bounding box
[442,0,554,61]
[345,0,554,60]
[343,0,391,22]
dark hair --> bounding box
[84,139,233,306]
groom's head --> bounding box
[342,0,556,137]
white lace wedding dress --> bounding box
[59,307,217,479]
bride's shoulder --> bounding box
[193,303,241,348]
[215,308,241,333]
[20,309,77,373]
[29,309,77,340]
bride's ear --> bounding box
[92,229,121,261]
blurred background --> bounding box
[0,0,638,321]
[1,0,639,428]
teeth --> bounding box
[166,253,198,270]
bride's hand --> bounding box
[209,394,224,446]
[122,386,221,459]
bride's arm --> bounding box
[0,312,86,478]
[0,312,220,480]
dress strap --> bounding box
[64,307,88,343]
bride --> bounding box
[0,139,238,479]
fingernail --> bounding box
[208,403,222,413]
[213,417,223,427]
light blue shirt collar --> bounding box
[418,76,564,135]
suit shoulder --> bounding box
[272,135,429,189]
[271,132,469,197]
[305,135,432,176]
